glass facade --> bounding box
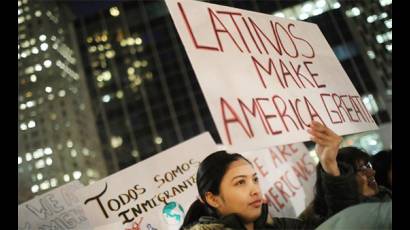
[18,0,107,203]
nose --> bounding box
[250,182,261,197]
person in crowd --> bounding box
[371,149,392,191]
[181,121,344,230]
[299,146,392,228]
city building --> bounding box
[18,0,107,203]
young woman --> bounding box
[181,121,343,230]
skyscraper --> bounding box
[72,0,392,173]
[18,0,107,203]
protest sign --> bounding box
[165,0,378,152]
[76,132,218,230]
[18,181,91,230]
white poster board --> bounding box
[18,181,91,230]
[241,143,317,218]
[76,132,218,230]
[165,0,378,152]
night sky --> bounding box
[66,0,116,17]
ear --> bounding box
[204,191,222,209]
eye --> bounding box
[235,179,246,186]
[253,177,259,183]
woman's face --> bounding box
[212,159,263,223]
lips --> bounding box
[249,199,262,208]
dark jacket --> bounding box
[183,203,310,230]
[298,163,392,229]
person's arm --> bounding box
[307,121,341,176]
[308,121,359,216]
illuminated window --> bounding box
[73,171,82,180]
[384,19,392,29]
[385,44,392,52]
[18,9,22,16]
[346,7,361,17]
[34,10,41,17]
[44,147,53,155]
[25,153,32,161]
[45,157,52,165]
[35,64,42,72]
[367,15,378,23]
[64,174,70,182]
[30,74,37,82]
[67,140,73,148]
[367,50,376,59]
[134,60,141,68]
[89,46,96,53]
[27,120,36,128]
[86,37,93,43]
[102,95,111,103]
[45,86,52,93]
[82,148,90,156]
[40,181,50,190]
[109,7,120,17]
[18,156,22,165]
[35,159,45,169]
[33,149,43,159]
[58,90,66,97]
[132,150,139,158]
[50,178,58,187]
[128,67,135,75]
[43,60,52,68]
[379,0,392,6]
[32,47,39,54]
[376,34,384,43]
[20,104,26,110]
[18,16,24,24]
[362,94,379,115]
[111,136,123,148]
[40,43,48,51]
[116,90,123,99]
[48,94,54,100]
[70,149,77,157]
[135,37,142,45]
[105,50,115,59]
[154,136,163,145]
[31,185,39,193]
[37,173,43,180]
[20,123,27,131]
[39,34,46,41]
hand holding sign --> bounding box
[308,121,342,176]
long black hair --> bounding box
[181,151,251,228]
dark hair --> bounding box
[337,146,370,172]
[371,149,392,190]
[311,147,370,225]
[181,151,251,228]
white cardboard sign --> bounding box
[241,142,317,218]
[76,132,218,230]
[18,181,91,230]
[165,0,378,152]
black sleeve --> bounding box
[320,162,360,216]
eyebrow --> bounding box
[231,173,257,181]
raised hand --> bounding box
[307,121,342,176]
